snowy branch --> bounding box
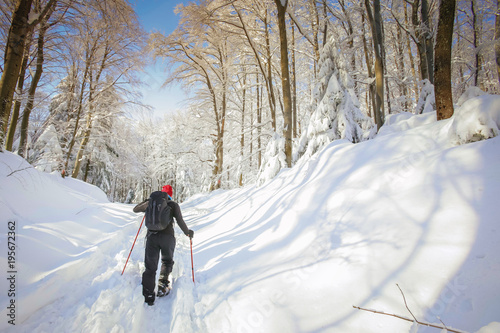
[285,10,314,47]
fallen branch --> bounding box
[6,166,34,177]
[353,284,469,333]
[352,305,468,333]
[396,283,418,322]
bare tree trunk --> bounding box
[496,0,500,87]
[421,0,434,84]
[0,0,57,150]
[291,25,298,139]
[471,0,484,90]
[82,154,91,182]
[0,0,34,150]
[264,10,277,131]
[339,0,356,75]
[18,9,53,157]
[64,66,88,173]
[435,0,456,120]
[405,5,419,102]
[72,41,111,178]
[362,14,376,119]
[239,70,247,187]
[411,0,429,82]
[257,70,262,169]
[395,24,408,110]
[310,0,320,76]
[274,0,293,168]
[250,84,254,169]
[365,0,385,130]
[72,112,92,178]
[5,33,32,151]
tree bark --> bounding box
[339,0,356,74]
[395,23,408,110]
[291,24,298,138]
[411,0,429,82]
[0,0,34,150]
[257,70,262,169]
[421,0,434,84]
[365,0,385,130]
[239,70,246,187]
[405,5,419,100]
[496,0,500,87]
[309,0,320,76]
[434,0,456,120]
[362,14,375,119]
[0,0,57,150]
[274,0,293,168]
[18,9,53,157]
[72,113,92,178]
[5,34,32,151]
[264,10,277,132]
[471,0,483,90]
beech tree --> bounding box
[17,3,56,157]
[364,0,385,129]
[0,0,57,150]
[435,0,456,120]
[496,0,500,86]
[150,3,236,190]
[274,0,293,167]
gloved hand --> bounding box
[187,230,194,239]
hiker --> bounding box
[133,185,194,305]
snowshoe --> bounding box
[157,282,171,297]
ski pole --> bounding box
[121,214,145,275]
[190,237,195,284]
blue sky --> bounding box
[133,0,191,117]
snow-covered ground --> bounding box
[1,95,500,332]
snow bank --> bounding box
[456,87,487,107]
[448,95,500,145]
[0,151,138,330]
[181,102,500,332]
[378,112,437,136]
[380,94,500,147]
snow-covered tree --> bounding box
[31,124,64,173]
[256,132,287,186]
[293,35,376,164]
[415,79,436,114]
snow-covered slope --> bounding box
[182,99,500,333]
[1,95,499,332]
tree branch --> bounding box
[352,284,469,333]
[396,283,418,322]
[352,305,468,333]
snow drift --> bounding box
[1,95,499,332]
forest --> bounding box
[0,0,497,202]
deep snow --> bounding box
[1,95,500,332]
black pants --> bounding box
[142,231,176,298]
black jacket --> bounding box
[133,198,190,236]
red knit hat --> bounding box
[162,185,173,197]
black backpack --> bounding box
[145,191,173,231]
